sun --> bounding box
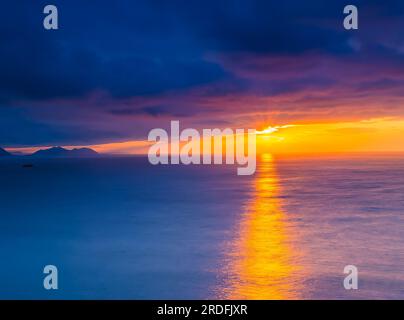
[255,125,295,135]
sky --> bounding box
[1,0,404,154]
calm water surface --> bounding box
[0,155,403,299]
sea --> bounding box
[0,154,403,299]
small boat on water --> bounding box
[22,164,34,168]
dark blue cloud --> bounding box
[0,1,228,102]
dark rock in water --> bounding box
[31,146,99,158]
[22,164,34,168]
[0,147,12,157]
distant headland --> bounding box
[0,146,99,158]
[0,147,12,157]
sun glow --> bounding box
[256,118,404,155]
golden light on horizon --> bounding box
[256,118,404,155]
[6,117,404,156]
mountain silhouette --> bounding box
[0,147,12,156]
[32,147,99,158]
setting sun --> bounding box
[256,118,404,155]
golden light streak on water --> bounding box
[217,153,303,299]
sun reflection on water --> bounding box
[217,153,303,299]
